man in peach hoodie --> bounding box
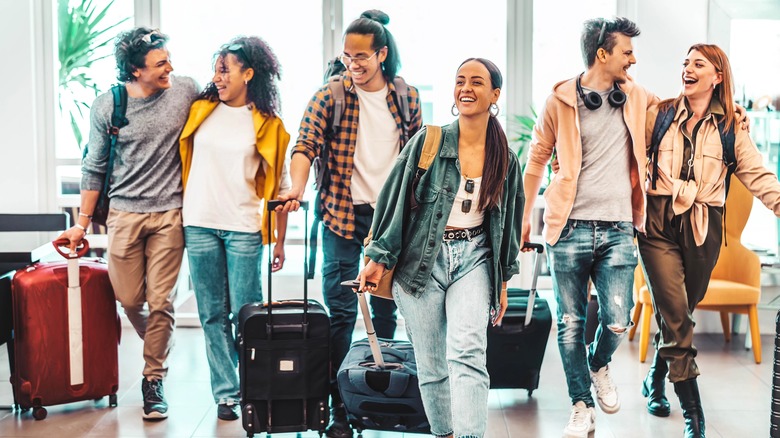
[521,17,658,438]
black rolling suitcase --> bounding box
[238,201,330,437]
[337,290,430,434]
[487,243,552,394]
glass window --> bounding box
[730,19,780,257]
[343,0,508,127]
[56,0,134,206]
[532,0,616,110]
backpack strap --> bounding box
[648,105,676,190]
[409,125,443,211]
[717,117,737,198]
[102,84,129,195]
[418,125,441,172]
[392,77,410,143]
[326,75,346,140]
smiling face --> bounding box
[454,60,500,118]
[132,48,173,92]
[682,49,722,100]
[342,33,387,92]
[212,53,253,107]
[601,33,636,84]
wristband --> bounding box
[79,212,93,219]
[74,223,88,234]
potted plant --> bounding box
[510,108,553,192]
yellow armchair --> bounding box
[628,175,762,364]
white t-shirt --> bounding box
[351,84,400,206]
[183,103,290,232]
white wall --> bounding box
[0,1,40,213]
[633,0,709,100]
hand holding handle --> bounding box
[52,238,90,258]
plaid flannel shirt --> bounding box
[292,73,422,239]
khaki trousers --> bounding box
[637,196,722,382]
[107,208,183,379]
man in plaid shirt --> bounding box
[278,9,422,437]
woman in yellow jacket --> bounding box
[178,36,290,421]
[639,43,780,438]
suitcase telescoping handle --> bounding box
[52,238,90,259]
[355,291,386,369]
[265,200,309,332]
[52,238,90,386]
[522,242,544,327]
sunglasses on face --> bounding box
[462,179,475,213]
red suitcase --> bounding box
[10,239,120,420]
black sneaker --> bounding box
[217,403,240,421]
[141,378,168,420]
[325,403,352,438]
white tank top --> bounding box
[446,176,484,228]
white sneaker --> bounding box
[563,401,595,438]
[590,365,620,414]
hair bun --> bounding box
[360,9,389,25]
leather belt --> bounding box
[353,204,374,216]
[443,225,484,241]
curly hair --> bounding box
[114,27,169,82]
[345,9,401,80]
[197,36,282,117]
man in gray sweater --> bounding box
[59,27,199,420]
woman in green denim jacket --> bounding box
[358,58,524,438]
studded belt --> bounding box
[443,225,484,241]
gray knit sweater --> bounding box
[81,76,199,213]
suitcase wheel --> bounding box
[109,394,118,407]
[32,407,47,420]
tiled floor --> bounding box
[0,298,774,437]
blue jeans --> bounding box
[547,220,636,406]
[392,233,492,438]
[321,212,397,404]
[184,226,263,405]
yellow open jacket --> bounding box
[179,99,291,244]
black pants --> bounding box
[637,196,722,382]
[321,206,398,404]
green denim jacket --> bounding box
[365,122,525,310]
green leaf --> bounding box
[58,0,129,150]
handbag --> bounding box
[88,84,128,226]
[363,125,442,300]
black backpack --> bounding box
[648,105,736,197]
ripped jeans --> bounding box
[547,219,637,406]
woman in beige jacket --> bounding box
[639,43,780,438]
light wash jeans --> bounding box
[392,232,492,438]
[184,226,263,405]
[547,219,636,406]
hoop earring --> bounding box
[451,103,459,117]
[489,103,499,117]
